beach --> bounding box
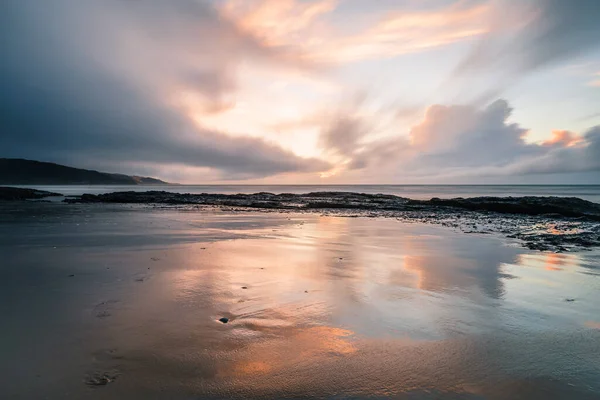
[1,200,600,399]
[4,0,600,396]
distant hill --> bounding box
[0,158,168,185]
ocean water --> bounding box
[16,184,600,203]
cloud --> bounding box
[2,0,597,184]
[222,0,338,48]
[0,0,329,179]
[504,126,600,176]
[408,100,536,167]
[541,130,583,148]
[347,100,534,172]
[447,0,600,102]
[319,116,368,157]
[222,0,490,64]
[348,136,411,171]
[326,2,489,63]
[331,98,600,183]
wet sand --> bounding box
[1,202,600,399]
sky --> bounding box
[2,0,600,184]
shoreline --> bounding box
[2,187,600,252]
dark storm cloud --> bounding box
[0,0,329,178]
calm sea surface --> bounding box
[16,184,600,203]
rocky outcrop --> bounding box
[0,187,62,201]
[409,196,600,221]
[64,191,600,252]
[66,191,600,221]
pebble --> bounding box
[85,372,119,387]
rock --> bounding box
[96,311,111,319]
[241,286,248,289]
[218,317,229,324]
[68,274,75,277]
[85,372,119,387]
[0,187,63,201]
[565,298,576,302]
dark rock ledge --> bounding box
[0,186,62,201]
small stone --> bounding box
[219,317,229,324]
[85,372,118,387]
[68,274,75,277]
[241,286,248,289]
[565,298,576,302]
[304,290,308,293]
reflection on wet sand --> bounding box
[519,252,582,272]
[585,321,600,330]
[224,326,356,378]
[1,203,599,399]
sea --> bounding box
[15,184,600,203]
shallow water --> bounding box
[13,184,600,203]
[1,202,599,399]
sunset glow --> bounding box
[2,0,600,183]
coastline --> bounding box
[3,187,599,252]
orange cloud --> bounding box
[221,0,337,47]
[541,130,584,147]
[221,0,491,64]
